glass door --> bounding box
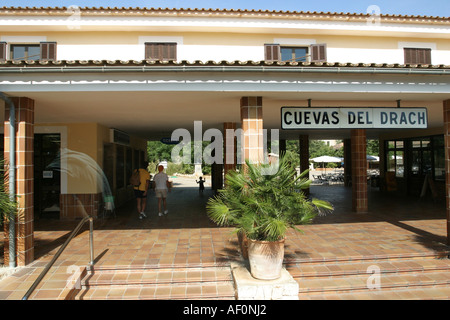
[407,138,431,196]
[34,134,61,219]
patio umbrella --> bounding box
[367,155,379,169]
[311,155,342,163]
[310,155,342,173]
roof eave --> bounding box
[0,59,449,75]
[0,6,448,23]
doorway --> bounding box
[34,134,61,219]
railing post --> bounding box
[89,217,94,268]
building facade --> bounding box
[0,7,449,266]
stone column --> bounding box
[240,97,263,165]
[443,99,450,245]
[4,97,35,266]
[351,129,368,213]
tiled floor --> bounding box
[0,178,449,300]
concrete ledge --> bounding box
[231,262,299,300]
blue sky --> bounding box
[1,0,449,17]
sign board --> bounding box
[43,170,53,179]
[160,137,180,145]
[281,107,427,130]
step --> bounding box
[286,257,450,278]
[287,255,450,300]
[296,270,450,294]
[76,281,236,300]
[73,265,236,300]
[70,253,450,300]
[299,286,450,300]
[82,266,232,286]
[284,250,450,266]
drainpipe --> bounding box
[0,92,16,268]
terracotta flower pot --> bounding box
[247,237,285,280]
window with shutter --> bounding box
[266,43,327,63]
[40,42,57,61]
[404,48,431,65]
[10,44,40,60]
[145,42,177,61]
[264,44,280,62]
[280,47,308,62]
[310,44,327,62]
[0,42,6,61]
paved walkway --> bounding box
[0,177,448,299]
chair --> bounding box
[313,175,324,184]
[330,174,338,184]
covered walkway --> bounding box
[0,177,449,299]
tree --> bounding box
[366,139,379,156]
[147,141,174,163]
[147,140,216,175]
[281,139,344,166]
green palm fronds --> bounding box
[0,159,17,226]
[206,154,333,242]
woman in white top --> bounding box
[153,165,171,216]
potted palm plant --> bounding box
[207,154,333,280]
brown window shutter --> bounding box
[166,43,177,61]
[160,43,176,61]
[40,42,57,61]
[0,42,7,61]
[264,44,280,62]
[421,48,431,64]
[404,48,413,64]
[404,48,431,65]
[161,44,168,60]
[145,42,156,60]
[310,44,327,62]
[145,42,177,61]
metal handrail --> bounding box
[22,215,94,300]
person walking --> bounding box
[153,164,171,216]
[132,161,151,220]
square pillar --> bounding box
[240,97,263,165]
[279,139,286,156]
[299,135,309,195]
[299,135,309,174]
[223,122,237,179]
[351,129,368,213]
[344,139,352,187]
[211,163,223,191]
[4,97,35,266]
[443,100,450,245]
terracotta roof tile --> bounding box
[0,6,448,22]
